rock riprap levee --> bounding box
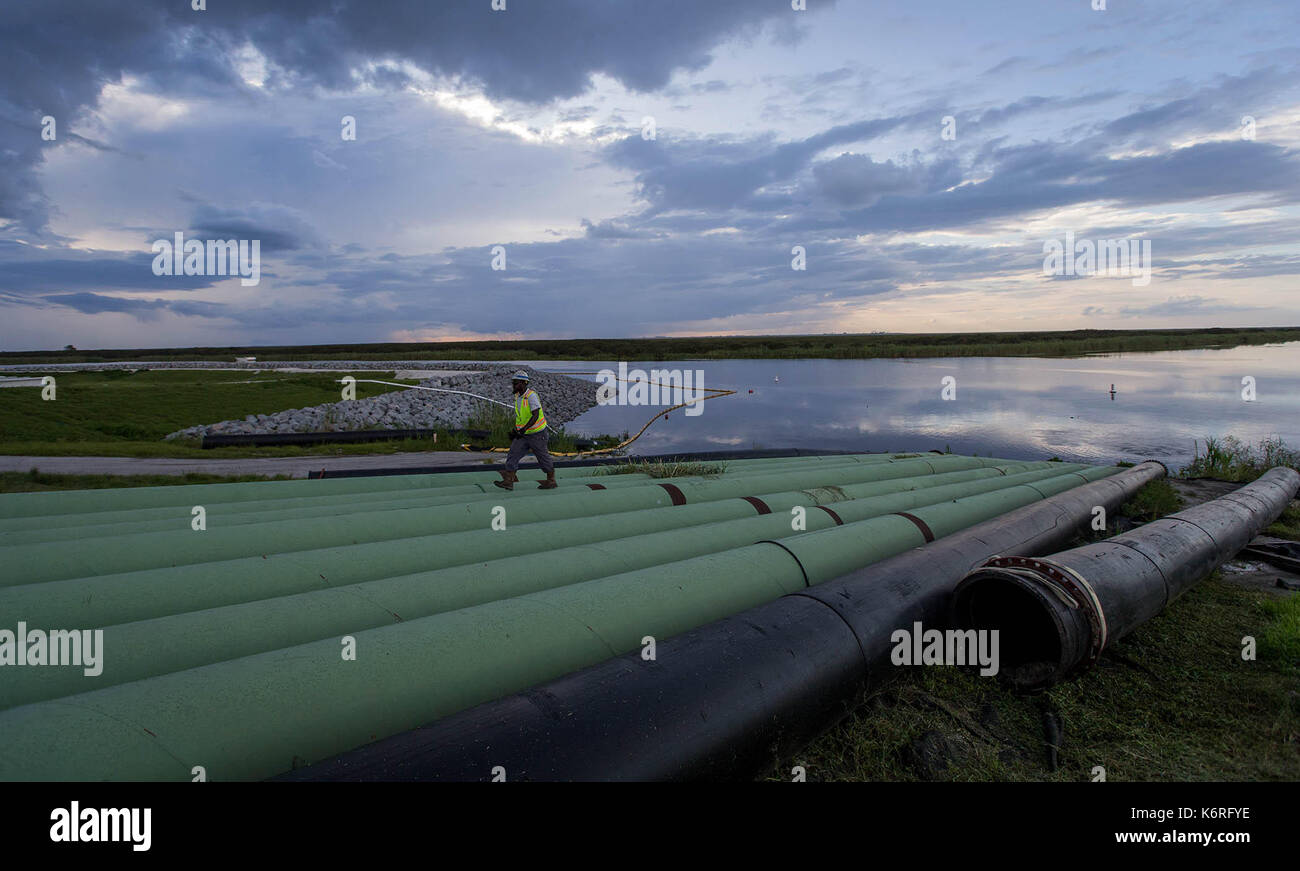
[157,363,599,439]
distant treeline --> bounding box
[5,327,1300,364]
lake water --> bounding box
[532,343,1300,469]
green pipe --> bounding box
[0,463,1069,628]
[0,467,532,519]
[0,452,894,521]
[0,465,1086,708]
[0,455,1017,585]
[0,467,1107,781]
[532,469,1122,655]
[0,470,648,535]
[0,454,894,541]
[773,465,1118,582]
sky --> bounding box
[1,0,1298,351]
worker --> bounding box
[494,370,557,491]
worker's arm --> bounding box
[511,410,540,438]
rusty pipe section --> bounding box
[950,465,1300,691]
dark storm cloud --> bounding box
[0,0,808,231]
[812,152,961,206]
[287,233,853,336]
[580,218,663,240]
[220,227,1048,338]
[1100,67,1296,143]
[189,202,325,252]
[0,242,221,294]
[4,0,1298,344]
[37,292,228,320]
[605,115,918,213]
[601,68,1300,234]
[1162,254,1300,281]
[823,140,1300,235]
[968,91,1121,128]
[0,133,49,233]
[1072,219,1300,258]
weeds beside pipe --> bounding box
[278,461,1165,781]
[949,465,1300,691]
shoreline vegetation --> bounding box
[4,326,1299,365]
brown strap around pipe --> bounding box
[657,483,687,505]
[894,511,935,542]
[741,496,771,515]
[815,506,844,526]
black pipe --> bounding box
[276,461,1164,781]
[950,466,1300,691]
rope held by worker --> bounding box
[340,372,736,458]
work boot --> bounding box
[493,470,517,491]
[537,471,558,490]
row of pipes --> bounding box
[1,452,1120,780]
[1,453,1293,780]
[280,462,1299,781]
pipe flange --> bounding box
[982,555,1108,670]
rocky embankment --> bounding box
[149,363,599,440]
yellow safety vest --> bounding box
[515,388,547,434]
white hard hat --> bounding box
[511,370,530,382]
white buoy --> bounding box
[773,376,779,383]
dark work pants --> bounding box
[505,428,555,474]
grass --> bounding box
[592,459,728,478]
[0,369,414,457]
[769,574,1299,781]
[1183,435,1300,482]
[1267,503,1300,540]
[1259,595,1300,673]
[0,470,291,493]
[1178,435,1300,542]
[0,368,620,458]
[1174,435,1300,540]
[1120,479,1183,522]
[5,327,1299,364]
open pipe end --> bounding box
[950,563,1095,692]
[1137,458,1171,478]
